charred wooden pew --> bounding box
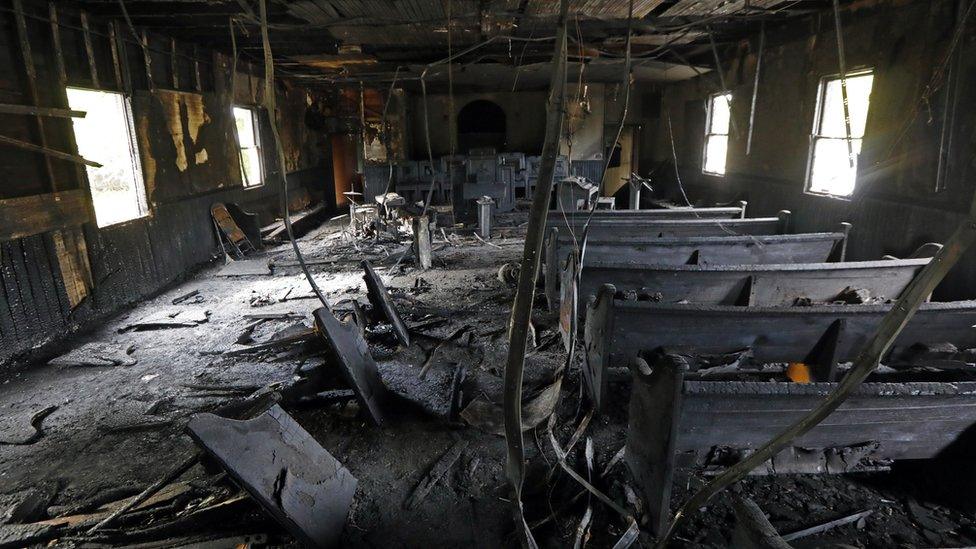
[556,245,939,350]
[566,242,941,309]
[583,286,976,410]
[628,352,976,536]
[545,224,852,308]
[545,211,789,241]
[544,202,747,232]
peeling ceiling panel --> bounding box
[661,0,789,17]
[526,0,666,18]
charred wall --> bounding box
[648,0,976,300]
[0,1,332,369]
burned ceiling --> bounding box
[66,0,844,90]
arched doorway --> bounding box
[457,100,506,153]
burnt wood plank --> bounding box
[0,244,28,342]
[187,405,357,548]
[625,354,688,537]
[3,241,41,337]
[313,307,389,426]
[675,380,976,460]
[22,236,64,332]
[0,191,90,241]
[362,261,410,347]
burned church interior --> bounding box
[3,0,976,547]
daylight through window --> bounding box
[234,107,264,187]
[702,92,732,176]
[67,88,148,228]
[807,71,874,197]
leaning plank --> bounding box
[0,190,90,241]
[584,284,976,410]
[187,405,357,548]
[313,307,389,426]
[0,103,85,118]
[362,260,410,347]
[0,134,101,167]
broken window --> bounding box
[806,71,874,197]
[702,92,732,176]
[66,87,148,228]
[233,106,264,187]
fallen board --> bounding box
[567,246,938,309]
[313,307,389,426]
[187,405,357,548]
[583,285,976,410]
[362,261,410,347]
[626,355,976,537]
[545,227,851,309]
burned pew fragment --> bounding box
[187,405,357,549]
[313,306,389,426]
[625,351,976,536]
[362,260,410,347]
[585,284,976,408]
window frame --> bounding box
[233,105,265,189]
[66,86,150,228]
[804,69,875,199]
[702,91,733,177]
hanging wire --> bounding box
[258,0,330,310]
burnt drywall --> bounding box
[0,5,332,370]
[648,0,976,300]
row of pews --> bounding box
[545,202,976,536]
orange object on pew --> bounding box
[787,362,811,384]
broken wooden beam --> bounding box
[0,103,85,118]
[0,134,102,167]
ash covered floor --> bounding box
[2,215,976,547]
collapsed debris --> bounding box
[188,405,357,548]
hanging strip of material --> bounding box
[502,0,570,545]
[746,22,765,156]
[832,0,855,169]
[258,0,330,310]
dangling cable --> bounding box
[258,0,330,310]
